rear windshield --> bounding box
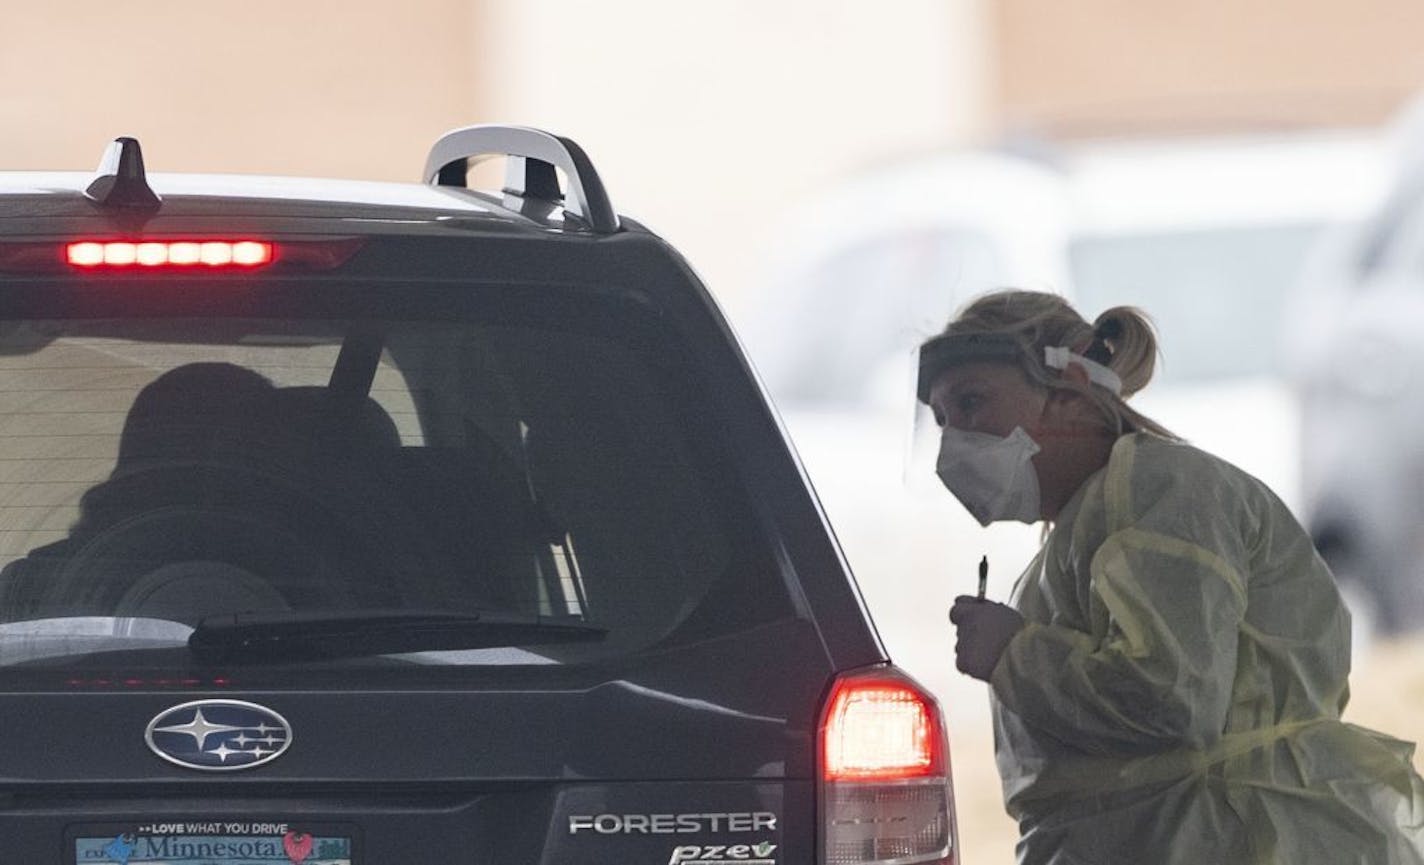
[0,280,785,671]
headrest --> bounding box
[115,363,400,470]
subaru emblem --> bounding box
[146,700,292,771]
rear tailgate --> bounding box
[0,622,827,864]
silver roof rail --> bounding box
[423,125,619,235]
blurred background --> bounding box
[6,1,1424,860]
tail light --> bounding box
[67,240,273,268]
[819,666,957,865]
[0,238,365,273]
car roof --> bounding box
[0,171,592,240]
[0,171,491,213]
[0,127,626,239]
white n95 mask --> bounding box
[935,426,1042,526]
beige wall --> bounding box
[992,0,1424,137]
[0,1,485,180]
[475,0,991,315]
[2,1,993,313]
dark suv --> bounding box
[0,126,957,864]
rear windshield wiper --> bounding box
[188,609,606,664]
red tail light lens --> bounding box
[66,240,273,268]
[823,679,939,781]
[820,667,957,865]
[0,238,364,273]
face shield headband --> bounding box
[916,332,1123,404]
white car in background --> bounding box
[740,131,1388,710]
[1286,96,1424,636]
[1063,132,1388,511]
[741,150,1069,721]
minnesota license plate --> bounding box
[71,822,355,865]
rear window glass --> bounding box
[0,285,785,671]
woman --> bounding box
[924,290,1424,864]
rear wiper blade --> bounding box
[188,609,606,664]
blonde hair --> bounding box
[936,289,1177,439]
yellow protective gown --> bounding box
[989,432,1424,864]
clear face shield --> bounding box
[910,331,1125,465]
[907,332,1129,591]
[906,333,1030,485]
[897,333,1054,604]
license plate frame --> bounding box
[69,821,358,865]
